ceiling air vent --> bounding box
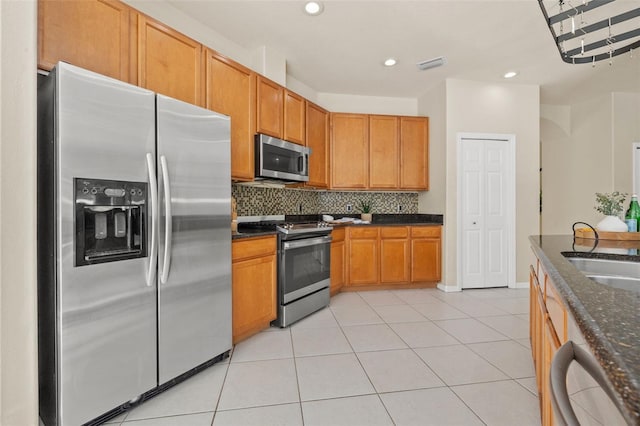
[416,56,446,71]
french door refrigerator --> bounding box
[37,62,232,426]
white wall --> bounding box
[318,93,417,115]
[0,0,39,424]
[123,0,418,117]
[444,79,540,289]
[613,93,640,194]
[417,82,446,214]
[540,92,640,235]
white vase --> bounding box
[595,215,628,232]
[361,213,372,222]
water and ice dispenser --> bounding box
[74,178,147,266]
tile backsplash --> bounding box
[232,183,418,216]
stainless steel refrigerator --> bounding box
[37,62,232,426]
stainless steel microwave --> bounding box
[255,133,310,182]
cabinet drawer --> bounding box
[331,227,346,242]
[232,236,276,261]
[380,226,409,239]
[411,226,441,238]
[348,227,379,239]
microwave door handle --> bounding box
[160,155,173,284]
[145,153,158,287]
[298,153,308,175]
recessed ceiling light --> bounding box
[504,71,518,79]
[304,1,324,16]
[384,58,397,67]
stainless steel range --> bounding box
[275,221,332,327]
[237,217,332,327]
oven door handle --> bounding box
[283,236,332,250]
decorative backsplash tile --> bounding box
[232,183,418,216]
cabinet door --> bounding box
[400,117,429,190]
[331,113,369,189]
[542,318,561,426]
[206,51,256,181]
[137,15,204,106]
[380,239,409,283]
[232,255,276,343]
[306,102,329,188]
[330,240,345,295]
[284,90,305,145]
[347,227,379,286]
[256,76,284,138]
[369,115,399,189]
[38,0,134,82]
[411,238,441,282]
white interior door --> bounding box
[459,135,513,289]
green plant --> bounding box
[594,191,627,216]
[358,199,372,213]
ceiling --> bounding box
[167,0,640,104]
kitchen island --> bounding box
[530,235,640,425]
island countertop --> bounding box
[530,235,640,425]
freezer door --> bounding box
[156,95,232,383]
[52,63,157,425]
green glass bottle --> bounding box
[625,194,640,232]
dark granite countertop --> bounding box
[232,214,444,240]
[232,230,277,240]
[530,235,640,424]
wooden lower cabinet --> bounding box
[232,236,276,344]
[380,227,409,283]
[410,226,441,283]
[530,257,567,426]
[345,225,441,288]
[330,228,346,295]
[347,227,380,286]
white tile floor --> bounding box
[108,287,540,426]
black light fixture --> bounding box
[538,0,640,64]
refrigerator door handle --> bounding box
[146,153,158,287]
[160,155,173,284]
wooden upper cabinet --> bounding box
[369,115,399,189]
[137,15,204,106]
[256,76,284,138]
[205,50,256,181]
[38,0,134,82]
[400,117,429,190]
[331,113,369,189]
[284,91,306,145]
[306,101,329,188]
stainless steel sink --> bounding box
[565,257,640,279]
[565,256,640,292]
[584,274,640,292]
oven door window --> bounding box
[281,238,330,303]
